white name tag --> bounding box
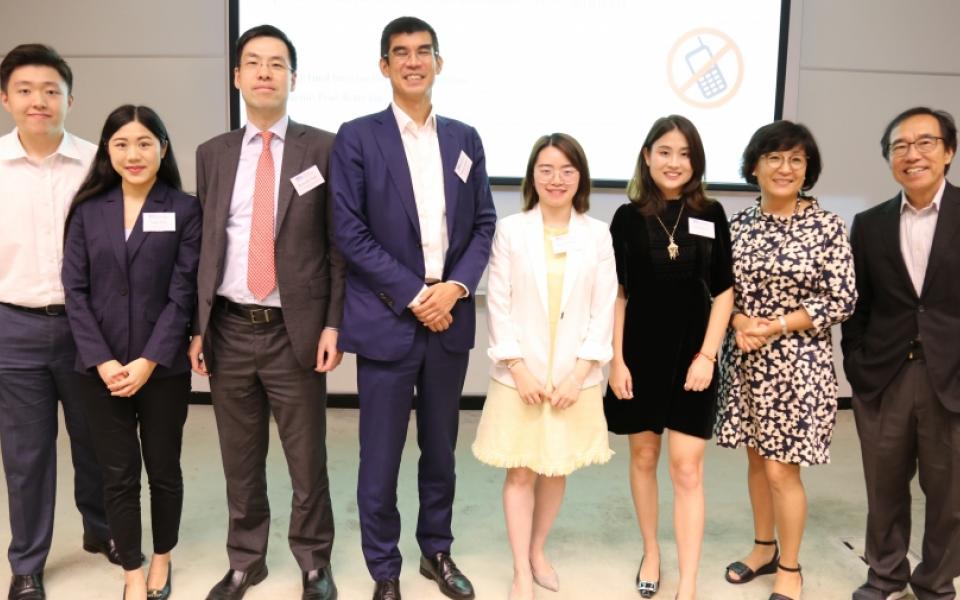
[454,151,473,183]
[290,165,325,196]
[142,212,176,232]
[551,233,576,255]
[688,217,715,239]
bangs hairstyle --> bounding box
[627,115,710,216]
[741,120,822,191]
[236,24,297,72]
[66,105,181,234]
[880,106,957,173]
[380,16,439,59]
[1,43,73,93]
[521,133,591,213]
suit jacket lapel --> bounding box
[374,107,421,239]
[438,117,460,246]
[524,207,549,315]
[102,186,128,278]
[883,195,918,300]
[920,181,960,297]
[126,182,170,262]
[215,129,244,245]
[276,120,304,230]
[559,212,582,313]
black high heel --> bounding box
[146,563,172,600]
[725,539,779,584]
[635,555,660,598]
[768,563,802,600]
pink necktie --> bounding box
[247,131,276,301]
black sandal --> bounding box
[724,539,779,584]
[768,563,802,600]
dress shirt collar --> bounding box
[0,127,86,162]
[391,102,437,136]
[900,178,945,214]
[242,115,289,147]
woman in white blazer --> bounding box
[472,133,617,600]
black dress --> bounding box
[603,199,734,438]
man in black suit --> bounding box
[842,107,960,600]
[189,25,343,600]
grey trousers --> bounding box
[208,306,334,572]
[853,360,960,600]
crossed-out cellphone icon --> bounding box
[685,36,728,99]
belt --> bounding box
[0,302,66,316]
[425,278,441,286]
[218,297,283,324]
[907,340,924,361]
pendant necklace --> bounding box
[654,201,685,260]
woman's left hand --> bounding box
[550,375,582,410]
[683,354,714,391]
[108,357,157,397]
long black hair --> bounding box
[627,115,711,216]
[66,104,181,232]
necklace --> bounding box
[653,201,685,260]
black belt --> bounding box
[907,340,924,361]
[218,297,283,324]
[0,302,66,316]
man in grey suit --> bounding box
[842,107,960,600]
[188,25,343,600]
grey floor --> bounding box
[0,407,949,599]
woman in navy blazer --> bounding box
[62,105,200,600]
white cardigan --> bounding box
[486,206,617,389]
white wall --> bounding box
[3,0,959,395]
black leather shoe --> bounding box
[372,578,400,600]
[8,574,44,600]
[82,535,144,567]
[205,564,268,600]
[147,562,172,599]
[419,553,475,599]
[303,565,337,600]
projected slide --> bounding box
[236,0,786,186]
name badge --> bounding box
[551,233,576,255]
[291,165,325,196]
[455,151,473,183]
[142,212,176,232]
[688,217,715,239]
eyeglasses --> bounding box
[762,153,807,170]
[533,166,579,183]
[889,136,944,158]
[239,59,292,74]
[384,47,437,63]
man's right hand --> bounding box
[188,335,208,376]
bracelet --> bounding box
[505,358,523,370]
[693,351,717,363]
[778,315,788,336]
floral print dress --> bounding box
[716,200,857,465]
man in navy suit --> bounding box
[330,16,496,600]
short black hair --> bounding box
[1,43,73,94]
[741,120,822,191]
[380,16,439,59]
[880,106,957,172]
[236,25,297,73]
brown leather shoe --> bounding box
[372,578,400,600]
[419,553,475,599]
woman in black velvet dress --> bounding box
[604,115,734,600]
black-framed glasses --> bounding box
[889,136,944,158]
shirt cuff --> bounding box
[407,284,429,308]
[449,280,469,299]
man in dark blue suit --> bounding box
[330,16,496,600]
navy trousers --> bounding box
[356,326,469,581]
[0,304,109,574]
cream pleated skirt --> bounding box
[472,379,614,476]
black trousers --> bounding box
[79,372,190,570]
[854,360,960,600]
[208,307,334,571]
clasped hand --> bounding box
[96,357,157,397]
[512,362,581,409]
[411,282,462,332]
[733,315,781,353]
